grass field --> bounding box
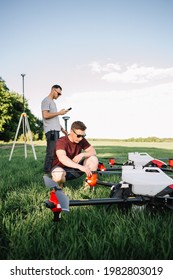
[0,141,173,260]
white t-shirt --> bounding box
[41,97,61,133]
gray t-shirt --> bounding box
[41,97,61,133]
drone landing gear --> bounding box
[106,183,133,213]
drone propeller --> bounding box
[43,175,61,189]
[43,176,70,212]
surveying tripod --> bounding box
[9,112,37,161]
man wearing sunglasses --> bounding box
[41,84,69,174]
[51,121,98,187]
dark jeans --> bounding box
[51,160,85,180]
[44,130,60,173]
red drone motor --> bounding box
[46,190,62,222]
[168,159,173,168]
[86,173,98,187]
[98,162,106,171]
[109,158,115,166]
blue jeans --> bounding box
[44,130,60,173]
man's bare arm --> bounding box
[42,109,68,119]
[56,150,92,176]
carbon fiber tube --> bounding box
[69,197,145,206]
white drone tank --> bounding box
[122,165,173,196]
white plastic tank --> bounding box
[122,166,173,196]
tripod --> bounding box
[9,112,37,161]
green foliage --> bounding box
[0,144,173,260]
[0,77,43,142]
[89,137,173,142]
[124,137,173,142]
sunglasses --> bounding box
[54,89,62,96]
[72,129,86,138]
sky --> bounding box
[1,0,173,139]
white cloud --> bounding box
[89,62,173,85]
[89,61,121,73]
[61,81,173,139]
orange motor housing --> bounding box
[98,162,106,171]
[168,159,173,168]
[86,173,98,187]
[109,158,115,165]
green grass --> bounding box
[0,142,173,260]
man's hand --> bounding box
[58,109,69,115]
[79,165,92,177]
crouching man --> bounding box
[51,121,98,187]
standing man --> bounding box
[41,84,69,174]
[51,121,98,187]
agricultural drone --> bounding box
[43,152,173,222]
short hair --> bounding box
[71,121,87,131]
[52,84,62,91]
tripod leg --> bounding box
[25,115,37,160]
[9,114,23,161]
[22,113,27,158]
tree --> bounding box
[0,77,43,142]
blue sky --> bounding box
[1,0,173,138]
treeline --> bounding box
[90,137,173,142]
[0,77,43,142]
[124,137,173,142]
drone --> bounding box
[43,152,173,222]
[98,152,171,171]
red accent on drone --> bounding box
[152,159,165,168]
[49,190,62,212]
[86,173,98,187]
[98,162,106,171]
[109,158,115,165]
[168,159,173,168]
[169,184,173,190]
